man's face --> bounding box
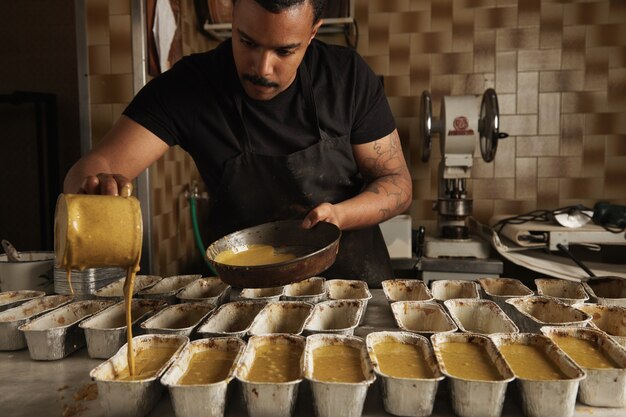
[231,0,322,101]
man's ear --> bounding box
[309,19,323,42]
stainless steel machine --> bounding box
[417,89,508,283]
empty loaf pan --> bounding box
[490,333,585,417]
[90,333,188,417]
[535,278,589,305]
[0,294,73,350]
[281,276,326,303]
[248,301,314,336]
[176,277,231,306]
[235,334,305,417]
[240,286,284,302]
[79,299,166,359]
[430,280,480,302]
[573,302,626,348]
[303,333,376,417]
[541,326,626,407]
[161,337,246,417]
[583,277,626,307]
[505,296,591,333]
[326,279,372,324]
[195,300,266,338]
[19,299,114,360]
[382,279,433,303]
[140,302,215,337]
[136,274,201,304]
[304,299,364,336]
[0,290,46,312]
[366,331,443,417]
[431,332,515,417]
[443,299,519,334]
[477,277,534,317]
[94,275,162,300]
[391,301,457,337]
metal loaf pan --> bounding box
[79,299,167,359]
[535,278,589,305]
[326,279,372,324]
[573,302,626,348]
[195,300,266,338]
[443,299,519,334]
[477,277,534,318]
[19,299,114,360]
[239,286,284,302]
[136,274,201,304]
[0,294,73,350]
[505,296,591,333]
[161,337,246,417]
[90,334,188,417]
[391,301,457,337]
[247,301,314,336]
[235,334,305,417]
[176,277,231,306]
[304,299,364,336]
[303,333,376,417]
[0,290,46,312]
[140,302,215,337]
[430,332,515,417]
[541,326,626,407]
[430,280,480,302]
[382,279,433,303]
[490,333,585,417]
[582,277,626,307]
[94,275,162,301]
[366,331,443,417]
[281,276,327,303]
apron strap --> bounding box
[233,59,324,153]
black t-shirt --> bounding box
[124,39,396,194]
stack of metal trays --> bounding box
[54,267,126,299]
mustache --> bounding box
[243,74,279,88]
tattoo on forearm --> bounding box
[359,131,411,219]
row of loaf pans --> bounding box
[384,277,626,345]
[88,325,626,417]
[91,276,371,308]
[382,276,626,307]
[3,285,625,358]
[0,294,367,358]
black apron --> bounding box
[207,62,392,287]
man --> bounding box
[64,0,412,286]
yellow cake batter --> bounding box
[312,345,366,383]
[551,335,619,369]
[215,244,296,266]
[115,346,178,381]
[373,341,434,379]
[178,349,238,385]
[246,343,303,383]
[55,193,142,375]
[499,344,568,380]
[438,341,503,381]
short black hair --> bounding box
[235,0,327,23]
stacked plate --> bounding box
[54,267,126,298]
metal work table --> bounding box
[1,289,625,417]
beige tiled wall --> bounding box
[84,0,626,273]
[349,0,626,235]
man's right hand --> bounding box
[79,173,133,197]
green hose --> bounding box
[189,195,218,276]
